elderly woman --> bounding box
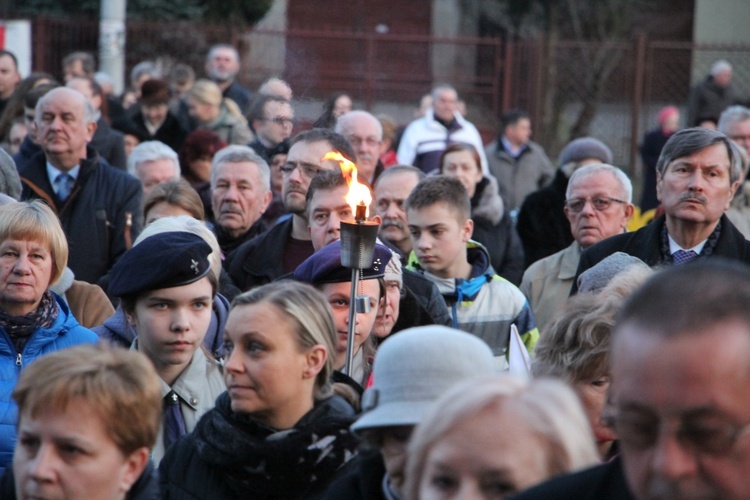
[0,201,98,472]
[187,79,254,146]
[439,142,525,285]
[159,280,359,499]
[405,376,599,499]
[4,343,161,499]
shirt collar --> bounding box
[668,234,706,255]
[501,136,527,158]
[46,162,80,186]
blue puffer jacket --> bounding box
[0,294,99,473]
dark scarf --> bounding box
[194,392,359,499]
[0,291,58,353]
[660,218,722,264]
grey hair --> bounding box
[718,105,750,136]
[655,127,744,184]
[431,83,457,101]
[134,215,221,281]
[210,145,271,192]
[405,375,599,500]
[0,149,21,200]
[334,110,383,141]
[710,59,732,76]
[566,163,633,203]
[126,140,180,178]
[129,61,159,87]
[36,87,96,125]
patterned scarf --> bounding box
[0,291,59,353]
[660,218,722,264]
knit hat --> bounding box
[559,137,613,166]
[577,252,650,293]
[351,325,496,432]
[139,79,170,106]
[383,248,402,286]
[658,106,679,126]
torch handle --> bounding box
[343,268,360,377]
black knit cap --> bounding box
[108,232,212,297]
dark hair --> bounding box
[438,142,482,174]
[655,127,743,184]
[500,109,529,130]
[63,51,96,76]
[248,94,290,125]
[0,50,18,69]
[305,170,350,216]
[178,130,227,184]
[312,93,350,129]
[405,175,471,221]
[0,73,56,140]
[168,63,195,87]
[289,128,357,164]
[143,179,205,223]
[24,83,59,110]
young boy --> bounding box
[405,176,538,364]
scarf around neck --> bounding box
[0,290,58,353]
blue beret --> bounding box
[294,240,391,285]
[108,232,212,297]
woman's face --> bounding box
[128,277,213,379]
[14,399,146,499]
[333,95,352,118]
[223,302,324,429]
[0,239,54,316]
[320,280,381,369]
[374,280,401,339]
[419,403,551,499]
[574,375,617,456]
[442,150,483,198]
[188,98,219,124]
[144,202,195,226]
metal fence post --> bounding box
[630,34,648,179]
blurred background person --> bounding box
[187,79,254,146]
[640,106,680,211]
[179,129,227,220]
[313,92,353,129]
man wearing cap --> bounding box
[107,231,225,465]
[225,128,356,291]
[19,87,143,284]
[324,326,496,499]
[114,79,187,153]
[517,136,614,268]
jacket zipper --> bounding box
[16,353,21,366]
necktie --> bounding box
[55,173,74,201]
[163,390,187,450]
[673,249,698,265]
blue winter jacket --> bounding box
[0,294,98,473]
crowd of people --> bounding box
[0,43,747,499]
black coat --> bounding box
[508,456,634,500]
[113,111,187,153]
[516,169,573,269]
[639,128,671,211]
[12,136,42,173]
[20,148,143,284]
[572,214,750,294]
[322,450,388,500]
[90,118,127,170]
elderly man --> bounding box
[335,110,384,184]
[248,94,294,162]
[208,145,272,255]
[514,260,750,499]
[224,129,355,290]
[373,165,425,261]
[521,163,633,331]
[688,59,736,127]
[397,84,487,175]
[718,105,750,154]
[127,141,180,197]
[62,51,96,82]
[205,44,252,113]
[19,87,142,284]
[486,109,555,211]
[574,127,750,292]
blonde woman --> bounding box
[187,79,254,145]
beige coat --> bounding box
[520,241,581,334]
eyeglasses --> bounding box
[265,116,294,127]
[348,136,380,148]
[615,412,750,456]
[565,196,627,213]
[280,162,321,180]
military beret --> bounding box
[108,231,212,297]
[294,240,391,285]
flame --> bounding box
[322,151,372,218]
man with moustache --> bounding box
[573,127,750,292]
[373,166,425,261]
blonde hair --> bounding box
[189,79,244,120]
[0,200,68,284]
[405,375,599,499]
[13,343,162,456]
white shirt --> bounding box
[668,234,707,255]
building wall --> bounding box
[692,0,750,84]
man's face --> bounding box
[136,158,178,197]
[342,115,382,183]
[35,89,96,171]
[432,89,458,122]
[714,69,732,88]
[281,140,341,215]
[657,143,738,229]
[375,172,420,253]
[0,54,20,99]
[613,322,750,499]
[407,202,472,280]
[211,161,272,238]
[307,184,352,251]
[564,171,633,249]
[255,101,293,146]
[505,118,532,145]
[66,78,102,113]
[142,103,168,127]
[63,59,85,82]
[206,48,239,83]
[726,119,750,155]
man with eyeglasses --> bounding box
[572,127,750,294]
[248,94,294,163]
[335,110,384,185]
[520,163,633,331]
[513,260,750,499]
[224,128,356,291]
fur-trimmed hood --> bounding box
[471,176,504,226]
